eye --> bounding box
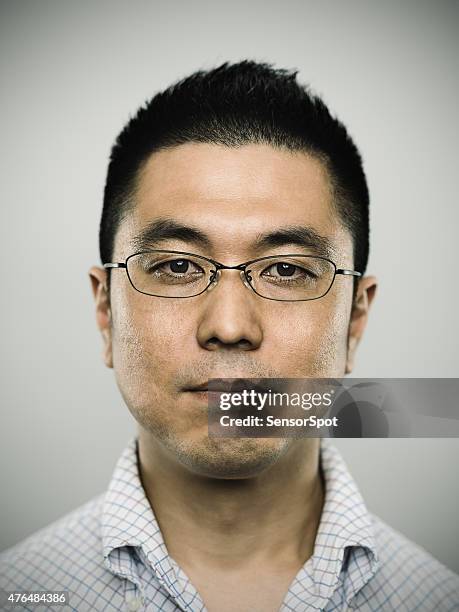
[156,258,204,276]
[168,259,190,274]
[273,263,296,277]
[262,262,316,280]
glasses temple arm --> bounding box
[336,269,362,277]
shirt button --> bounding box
[125,595,142,611]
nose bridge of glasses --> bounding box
[208,266,252,292]
[214,262,247,271]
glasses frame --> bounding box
[104,249,361,302]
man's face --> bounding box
[91,143,374,477]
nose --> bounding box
[196,269,263,351]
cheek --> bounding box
[110,289,193,412]
[267,293,351,377]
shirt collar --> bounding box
[101,437,201,609]
[102,436,378,605]
[308,438,379,602]
[101,438,172,580]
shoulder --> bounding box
[353,514,459,611]
[0,494,113,592]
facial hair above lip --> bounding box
[176,355,282,393]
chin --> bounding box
[167,435,292,479]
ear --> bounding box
[89,266,113,368]
[345,276,377,374]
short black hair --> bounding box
[100,60,369,284]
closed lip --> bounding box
[183,379,267,393]
[183,383,229,393]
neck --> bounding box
[138,432,324,571]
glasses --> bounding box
[104,250,361,302]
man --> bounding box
[1,61,458,611]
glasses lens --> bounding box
[247,256,335,301]
[127,252,213,297]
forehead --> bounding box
[115,143,352,260]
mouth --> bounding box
[184,383,210,393]
[182,383,227,401]
[183,378,271,394]
[182,386,219,406]
[182,380,238,405]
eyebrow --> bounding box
[130,217,336,259]
[253,226,336,258]
[130,218,212,251]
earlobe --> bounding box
[89,266,113,369]
[345,276,377,374]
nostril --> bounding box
[206,337,253,350]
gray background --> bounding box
[1,0,458,573]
